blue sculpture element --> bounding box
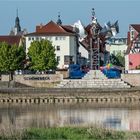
[102,67,121,78]
[69,64,86,79]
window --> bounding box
[32,37,34,41]
[56,46,60,51]
[36,37,39,41]
[49,37,52,40]
[28,37,31,41]
[131,31,134,39]
[55,37,58,40]
[64,55,73,65]
[57,56,60,62]
[46,37,51,40]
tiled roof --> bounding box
[26,21,76,36]
[0,36,21,46]
[125,31,140,54]
[131,24,140,33]
[126,25,140,54]
[61,25,76,33]
[26,32,75,36]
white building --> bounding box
[25,21,79,69]
[73,20,89,65]
[106,38,127,56]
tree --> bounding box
[28,39,58,71]
[0,42,26,80]
[110,52,125,67]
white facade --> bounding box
[25,35,77,69]
[125,55,129,70]
[78,44,89,65]
[106,38,127,56]
[106,44,127,56]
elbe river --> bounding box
[0,103,140,131]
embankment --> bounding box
[0,87,140,104]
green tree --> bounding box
[28,39,58,71]
[110,52,125,67]
[0,42,26,80]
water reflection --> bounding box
[0,103,140,131]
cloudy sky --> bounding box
[0,0,140,37]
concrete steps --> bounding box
[82,70,107,80]
[56,70,131,89]
[57,79,131,89]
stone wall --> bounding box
[56,70,69,78]
[121,73,140,87]
[1,74,63,87]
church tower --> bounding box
[14,9,21,35]
[9,9,23,36]
[57,12,62,25]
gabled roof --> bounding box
[131,24,140,33]
[26,21,76,36]
[0,36,21,46]
[36,21,67,33]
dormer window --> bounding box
[131,31,134,38]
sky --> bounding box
[0,0,140,37]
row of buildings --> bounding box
[0,11,140,71]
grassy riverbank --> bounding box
[1,127,140,140]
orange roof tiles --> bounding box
[27,21,76,36]
[0,36,21,46]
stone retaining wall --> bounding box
[1,74,63,87]
[0,88,140,104]
[121,73,140,87]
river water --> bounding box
[0,103,140,131]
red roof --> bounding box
[131,24,140,33]
[61,25,75,33]
[0,36,21,46]
[27,21,76,36]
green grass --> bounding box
[1,127,140,140]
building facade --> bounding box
[125,24,140,70]
[25,21,79,69]
[106,38,127,56]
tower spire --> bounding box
[57,12,62,25]
[91,8,97,24]
[16,8,18,17]
[14,8,21,34]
